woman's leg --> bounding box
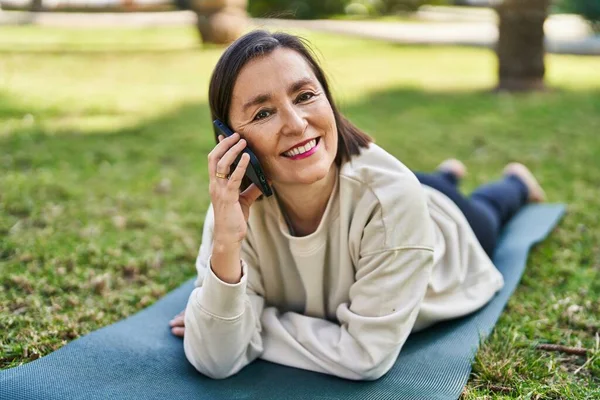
[467,161,546,251]
[414,171,529,258]
[415,171,498,257]
[467,175,529,256]
[470,175,529,234]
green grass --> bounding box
[1,25,600,398]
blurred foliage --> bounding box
[248,0,348,19]
[248,0,448,19]
[559,0,600,32]
[374,0,448,13]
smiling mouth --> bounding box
[281,137,320,157]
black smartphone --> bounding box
[213,119,273,197]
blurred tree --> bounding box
[30,0,43,11]
[248,0,348,19]
[495,0,550,91]
[190,0,249,44]
[247,0,447,19]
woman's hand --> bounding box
[209,133,262,244]
[169,309,185,337]
[208,133,263,282]
[169,134,262,337]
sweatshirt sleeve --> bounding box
[183,203,266,379]
[259,178,436,381]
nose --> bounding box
[279,104,307,137]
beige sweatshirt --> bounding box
[183,142,504,381]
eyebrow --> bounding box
[242,77,315,112]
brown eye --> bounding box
[254,109,272,121]
[297,92,315,103]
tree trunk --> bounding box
[190,0,248,45]
[30,0,43,11]
[495,0,550,91]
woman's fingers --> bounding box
[208,133,251,201]
[207,132,240,177]
[169,317,184,336]
[168,309,186,336]
[169,310,185,327]
[227,153,250,186]
[171,326,185,337]
[215,138,247,176]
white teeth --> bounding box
[284,139,317,157]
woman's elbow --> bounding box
[194,364,237,380]
[183,332,262,380]
[355,348,400,381]
[357,363,393,381]
[184,346,238,380]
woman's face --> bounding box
[228,48,338,187]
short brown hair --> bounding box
[208,29,373,193]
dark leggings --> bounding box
[414,171,529,258]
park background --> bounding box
[1,0,599,398]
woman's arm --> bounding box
[260,248,433,380]
[259,180,436,381]
[183,204,266,379]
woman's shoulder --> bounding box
[339,142,421,195]
[340,143,434,251]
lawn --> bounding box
[1,25,599,398]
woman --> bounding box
[168,30,546,381]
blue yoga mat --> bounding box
[0,204,565,400]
